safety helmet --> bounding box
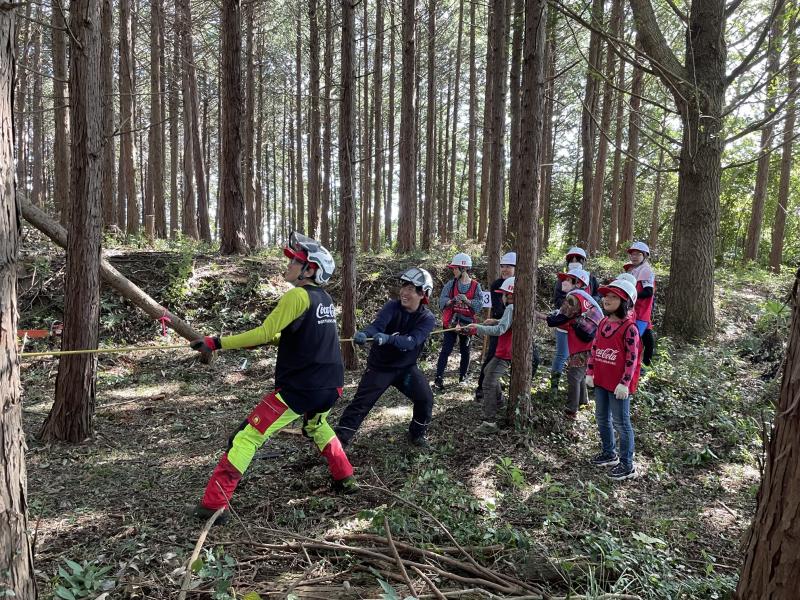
[616,273,637,287]
[598,279,637,304]
[500,252,517,266]
[449,252,473,269]
[496,276,515,294]
[622,261,634,272]
[399,267,434,301]
[627,241,650,256]
[283,231,336,285]
[565,246,587,261]
[558,268,590,288]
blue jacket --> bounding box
[363,300,436,370]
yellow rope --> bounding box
[20,328,463,360]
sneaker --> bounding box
[434,376,445,392]
[608,463,636,481]
[591,452,620,467]
[409,434,431,450]
[192,504,230,526]
[332,475,359,494]
[476,421,499,434]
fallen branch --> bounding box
[384,516,418,598]
[178,508,224,600]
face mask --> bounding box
[568,261,582,270]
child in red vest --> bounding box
[586,278,641,481]
[626,242,656,366]
[458,277,515,434]
[537,269,602,419]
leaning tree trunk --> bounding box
[736,268,800,597]
[0,6,36,595]
[41,0,104,443]
[219,0,248,254]
[339,0,358,370]
[508,0,546,424]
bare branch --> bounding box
[726,0,786,85]
[724,81,800,144]
[722,130,800,169]
[725,0,747,18]
[662,0,688,23]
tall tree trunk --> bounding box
[309,0,322,239]
[120,0,139,235]
[743,14,782,262]
[397,0,417,252]
[769,16,797,274]
[648,113,667,252]
[508,0,546,423]
[485,0,508,283]
[359,0,372,251]
[539,6,557,252]
[53,0,71,225]
[422,0,436,249]
[14,2,30,207]
[370,0,384,250]
[439,70,452,241]
[101,0,116,229]
[736,268,800,597]
[295,12,305,232]
[169,29,180,238]
[466,0,477,239]
[607,57,625,255]
[506,0,524,248]
[0,6,36,594]
[219,0,248,254]
[478,11,492,245]
[446,0,464,242]
[339,0,358,369]
[321,0,334,247]
[244,2,257,247]
[385,4,396,244]
[147,0,164,239]
[181,77,198,239]
[30,19,44,208]
[618,44,643,248]
[255,59,265,246]
[577,0,604,248]
[41,0,104,443]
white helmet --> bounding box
[399,267,434,299]
[558,268,590,288]
[628,241,650,256]
[616,273,637,286]
[500,252,517,266]
[284,231,336,285]
[566,246,587,261]
[498,276,515,294]
[599,279,637,304]
[449,253,472,269]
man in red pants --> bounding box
[190,232,357,524]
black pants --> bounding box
[436,331,471,379]
[476,337,540,390]
[335,365,433,443]
[642,328,655,365]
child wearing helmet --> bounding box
[549,247,599,400]
[586,278,642,481]
[457,277,516,434]
[537,269,602,419]
[335,268,437,449]
[626,242,656,366]
[434,253,483,391]
[188,232,356,524]
[474,252,540,401]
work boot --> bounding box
[549,372,561,402]
[192,504,230,526]
[332,475,359,495]
[409,434,431,450]
[434,376,445,392]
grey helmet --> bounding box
[283,231,336,285]
[399,267,434,302]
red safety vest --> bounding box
[565,290,599,355]
[442,278,479,327]
[635,281,656,324]
[495,327,513,360]
[591,316,641,394]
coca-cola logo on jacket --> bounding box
[595,348,619,362]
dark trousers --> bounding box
[436,331,471,379]
[642,328,655,365]
[335,365,433,443]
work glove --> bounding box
[373,332,391,346]
[353,331,368,345]
[585,375,594,388]
[614,384,629,400]
[190,335,220,353]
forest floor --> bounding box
[17,241,793,600]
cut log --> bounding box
[20,198,206,346]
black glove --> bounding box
[190,335,221,353]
